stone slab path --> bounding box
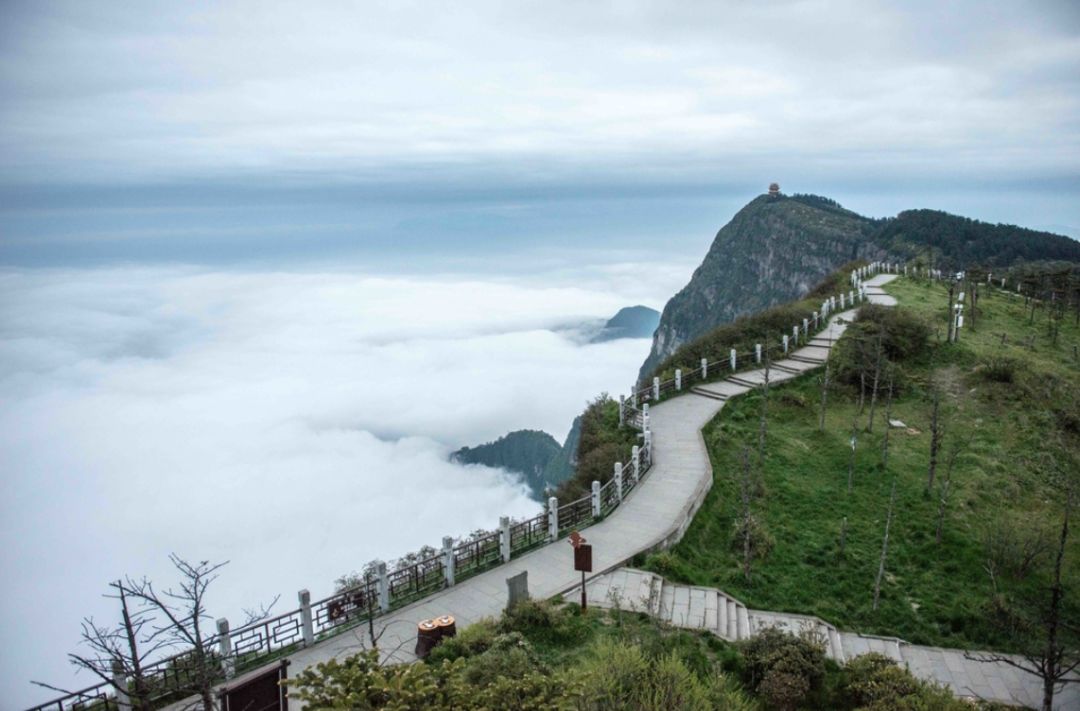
[282,275,896,683]
[575,568,1077,710]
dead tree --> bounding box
[968,493,1078,711]
[946,281,957,343]
[881,373,894,470]
[758,348,771,471]
[847,412,858,493]
[35,582,162,711]
[125,555,229,711]
[818,352,831,432]
[866,331,885,432]
[927,388,943,491]
[873,480,897,611]
[935,430,972,544]
[740,447,753,583]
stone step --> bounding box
[672,585,691,627]
[648,576,663,617]
[788,353,825,365]
[705,591,718,632]
[717,592,728,638]
[726,598,738,640]
[727,375,758,388]
[827,625,845,663]
[660,583,675,624]
[736,604,750,640]
[688,587,707,629]
[771,362,801,374]
[690,386,728,401]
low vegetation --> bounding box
[288,598,998,710]
[555,393,639,501]
[643,274,1080,657]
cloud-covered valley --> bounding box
[0,261,686,703]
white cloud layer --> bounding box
[0,261,684,705]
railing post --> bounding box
[803,318,808,337]
[701,357,707,379]
[631,445,640,481]
[299,589,315,646]
[217,618,235,679]
[500,516,512,562]
[112,659,131,711]
[782,334,789,354]
[652,377,660,401]
[644,431,653,465]
[755,343,762,363]
[377,561,389,613]
[618,395,625,426]
[675,369,681,391]
[840,292,845,309]
[631,389,637,408]
[591,480,601,518]
[813,311,819,330]
[442,536,455,587]
[792,325,799,345]
[614,462,623,502]
[849,290,854,305]
[642,403,650,432]
[730,348,736,371]
[548,497,559,541]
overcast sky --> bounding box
[3,1,1080,706]
[1,0,1079,264]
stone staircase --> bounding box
[575,568,909,665]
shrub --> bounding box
[738,628,826,707]
[979,356,1017,384]
[841,652,967,710]
[426,618,496,664]
[731,513,774,561]
[498,599,589,646]
[854,304,930,361]
[462,632,546,687]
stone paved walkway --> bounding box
[282,273,1076,710]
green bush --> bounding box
[426,618,496,664]
[462,632,547,687]
[575,639,754,711]
[840,652,968,710]
[979,356,1017,384]
[853,304,930,362]
[738,628,826,708]
[497,599,590,646]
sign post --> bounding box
[569,531,592,610]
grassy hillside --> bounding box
[643,275,1080,652]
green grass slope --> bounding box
[644,275,1080,652]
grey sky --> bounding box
[2,0,1079,261]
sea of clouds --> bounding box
[0,257,692,704]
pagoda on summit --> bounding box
[768,182,781,198]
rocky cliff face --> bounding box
[639,194,883,380]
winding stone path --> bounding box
[284,272,1075,709]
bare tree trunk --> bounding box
[1041,491,1071,711]
[947,281,956,343]
[848,413,858,493]
[866,332,884,432]
[758,350,770,470]
[935,479,950,545]
[927,389,941,490]
[741,448,753,584]
[859,370,867,414]
[818,356,830,432]
[840,516,848,557]
[873,481,897,611]
[881,374,894,469]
